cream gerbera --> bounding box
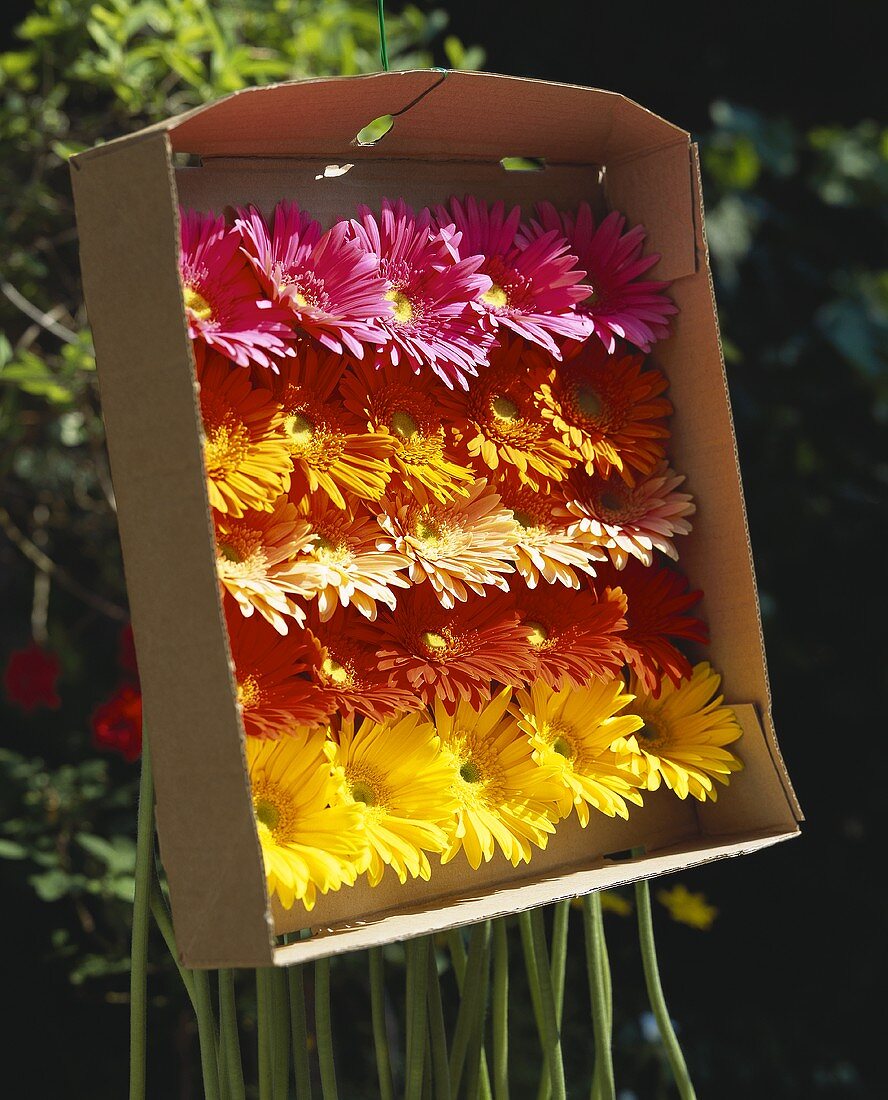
[515,680,644,825]
[292,494,410,621]
[615,663,743,801]
[246,729,367,910]
[561,461,695,568]
[375,481,518,608]
[434,689,563,870]
[326,712,457,886]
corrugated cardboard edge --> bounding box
[69,131,276,967]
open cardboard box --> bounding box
[70,70,801,969]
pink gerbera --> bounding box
[433,195,591,358]
[347,198,494,390]
[522,203,678,353]
[235,201,390,360]
[179,208,295,370]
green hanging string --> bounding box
[376,0,390,72]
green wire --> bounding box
[583,895,615,1100]
[491,920,510,1100]
[289,963,314,1100]
[218,970,246,1100]
[369,948,395,1100]
[129,741,154,1100]
[376,0,389,72]
[425,945,451,1100]
[315,957,339,1100]
[404,937,430,1100]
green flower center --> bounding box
[391,410,419,440]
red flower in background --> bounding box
[92,684,143,762]
[3,644,61,712]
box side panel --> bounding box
[69,134,274,968]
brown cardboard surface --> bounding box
[70,71,800,968]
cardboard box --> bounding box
[70,70,801,969]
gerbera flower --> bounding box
[614,664,743,801]
[434,689,563,870]
[326,713,456,886]
[214,496,315,634]
[442,337,579,491]
[513,581,627,689]
[225,599,332,737]
[290,494,409,622]
[91,684,142,762]
[235,201,390,359]
[595,558,709,696]
[340,360,475,502]
[433,195,591,357]
[496,471,606,588]
[515,679,645,825]
[535,341,672,481]
[303,607,423,722]
[179,207,295,369]
[197,345,292,518]
[368,587,536,710]
[246,730,367,911]
[560,461,695,568]
[347,198,494,390]
[273,345,396,508]
[521,202,678,353]
[3,643,61,712]
[375,481,518,608]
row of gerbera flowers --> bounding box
[250,664,742,912]
[181,195,677,391]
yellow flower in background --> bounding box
[657,884,718,930]
[246,728,367,911]
[326,712,457,887]
[434,688,564,870]
[616,663,744,801]
[515,679,645,826]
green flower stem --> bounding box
[315,957,339,1100]
[491,919,510,1100]
[582,895,615,1100]
[464,928,492,1100]
[447,921,491,1095]
[289,963,313,1100]
[271,968,290,1100]
[218,970,246,1100]
[537,902,570,1100]
[634,875,697,1100]
[446,929,494,1100]
[518,910,566,1100]
[256,968,275,1100]
[425,943,451,1100]
[193,970,222,1100]
[129,739,154,1100]
[148,873,196,1012]
[405,937,430,1100]
[369,948,395,1100]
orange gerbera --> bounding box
[290,494,409,621]
[340,360,475,502]
[496,470,607,589]
[197,345,291,517]
[224,597,332,737]
[376,481,518,608]
[441,337,579,490]
[535,341,672,481]
[303,606,423,722]
[560,461,695,568]
[595,558,709,696]
[272,344,396,508]
[367,587,536,711]
[214,496,314,634]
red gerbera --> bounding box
[236,202,390,359]
[433,195,591,357]
[512,581,627,689]
[3,643,61,712]
[365,587,536,710]
[595,557,709,696]
[92,684,142,762]
[179,208,295,370]
[522,202,678,354]
[224,598,331,737]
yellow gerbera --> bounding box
[515,680,645,825]
[325,712,457,886]
[246,729,367,911]
[616,663,743,801]
[434,689,563,869]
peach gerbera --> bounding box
[375,481,518,608]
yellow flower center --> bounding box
[576,383,603,419]
[390,410,420,440]
[491,395,520,422]
[294,290,309,307]
[526,621,549,648]
[552,735,575,760]
[635,717,667,749]
[422,631,449,653]
[184,285,213,321]
[237,675,262,710]
[346,766,390,812]
[218,542,243,563]
[252,780,301,845]
[255,798,280,830]
[386,289,414,324]
[285,413,315,448]
[481,284,509,309]
[321,656,351,686]
[203,417,250,477]
[512,509,536,530]
[459,761,482,783]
